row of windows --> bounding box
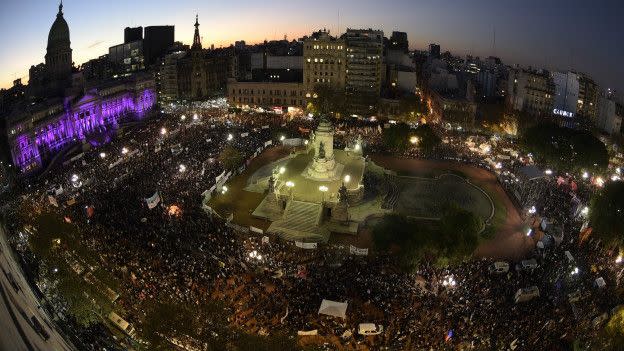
[306,58,343,64]
[308,45,343,50]
[233,89,304,97]
[236,97,304,106]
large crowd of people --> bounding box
[2,104,622,350]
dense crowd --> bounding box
[3,106,623,350]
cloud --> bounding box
[86,40,105,49]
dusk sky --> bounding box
[1,0,622,93]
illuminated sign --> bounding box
[553,109,574,118]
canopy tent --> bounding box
[318,299,348,319]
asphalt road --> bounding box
[0,225,74,351]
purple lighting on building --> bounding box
[12,88,156,171]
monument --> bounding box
[303,117,341,180]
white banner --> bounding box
[241,132,249,138]
[145,191,161,209]
[48,195,59,207]
[215,171,226,184]
[261,125,270,129]
[295,242,317,249]
[264,140,273,147]
[297,330,318,336]
[250,226,264,234]
[349,245,369,256]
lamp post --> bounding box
[286,181,295,200]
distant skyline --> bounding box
[0,0,622,94]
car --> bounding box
[515,259,538,272]
[489,261,510,274]
[358,323,384,336]
[30,316,50,341]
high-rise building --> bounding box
[124,27,143,43]
[596,95,623,135]
[429,43,441,59]
[389,31,409,53]
[344,29,384,115]
[144,25,174,65]
[577,73,599,120]
[552,71,579,117]
[303,29,346,95]
[507,67,555,116]
[108,40,145,73]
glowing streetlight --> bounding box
[304,140,309,145]
[99,152,106,159]
[227,133,234,141]
[528,206,537,214]
[409,136,419,145]
[319,185,328,202]
[71,174,79,182]
[180,115,186,121]
[280,135,286,141]
[571,267,579,275]
[286,181,295,188]
[279,166,286,175]
[442,275,456,287]
[179,164,186,173]
[544,169,553,175]
[582,171,589,179]
[121,147,129,155]
[344,174,351,183]
[354,143,361,151]
[596,177,605,187]
[611,175,621,181]
[221,185,228,194]
[193,113,199,121]
[160,127,167,135]
[616,255,623,264]
[526,228,533,237]
[581,206,589,216]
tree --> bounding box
[589,181,624,247]
[309,84,346,117]
[398,94,427,122]
[411,124,441,154]
[521,123,608,172]
[219,146,244,171]
[382,123,411,152]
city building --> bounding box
[577,72,599,120]
[109,40,145,73]
[124,26,143,43]
[143,25,175,65]
[303,29,346,94]
[6,3,157,173]
[81,55,115,83]
[227,81,307,111]
[596,95,623,135]
[158,16,232,102]
[388,31,409,53]
[552,71,579,117]
[344,29,384,115]
[506,67,555,116]
[429,43,441,59]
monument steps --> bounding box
[268,200,329,242]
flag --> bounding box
[145,191,161,209]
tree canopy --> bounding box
[411,124,442,153]
[218,145,244,171]
[308,84,347,117]
[589,181,624,247]
[382,123,441,154]
[521,123,608,172]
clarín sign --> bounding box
[553,109,574,118]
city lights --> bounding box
[160,127,167,135]
[179,164,186,173]
[180,114,186,120]
[99,152,106,159]
[344,174,351,183]
[286,181,295,188]
[71,174,79,182]
[582,171,589,179]
[544,169,553,175]
[193,113,199,120]
[227,133,233,141]
[409,136,419,144]
[279,166,286,174]
[121,147,129,155]
[319,185,328,192]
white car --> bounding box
[358,323,384,336]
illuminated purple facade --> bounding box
[9,87,156,172]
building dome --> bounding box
[47,3,70,50]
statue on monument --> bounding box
[338,183,348,204]
[318,141,326,159]
[267,175,276,194]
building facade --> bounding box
[227,81,307,110]
[344,29,384,115]
[303,30,346,94]
[507,68,555,116]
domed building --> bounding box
[45,2,73,81]
[28,1,73,98]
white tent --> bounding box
[318,299,348,319]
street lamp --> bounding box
[179,164,186,173]
[409,136,419,145]
[279,166,286,175]
[221,185,228,194]
[99,152,106,159]
[544,169,553,175]
[121,147,129,155]
[582,171,589,179]
[344,174,351,184]
[227,133,234,141]
[280,135,286,142]
[181,115,186,121]
[71,174,79,182]
[193,113,199,121]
